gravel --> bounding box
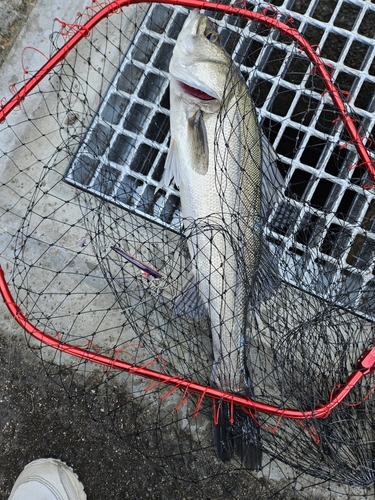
[0,331,306,499]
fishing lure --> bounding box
[111,246,163,279]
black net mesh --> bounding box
[2,1,375,497]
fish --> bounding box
[159,10,281,469]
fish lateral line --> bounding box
[111,246,163,279]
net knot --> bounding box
[54,18,91,38]
[262,5,280,19]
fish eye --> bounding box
[205,31,219,43]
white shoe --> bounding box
[8,458,87,500]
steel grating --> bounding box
[65,0,375,318]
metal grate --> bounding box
[66,4,186,232]
[65,0,375,318]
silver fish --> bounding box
[160,10,279,469]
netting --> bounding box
[2,0,375,497]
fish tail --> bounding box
[234,374,263,470]
[212,403,262,470]
[212,401,235,462]
[232,406,262,470]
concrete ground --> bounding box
[0,1,374,499]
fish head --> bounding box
[170,10,236,107]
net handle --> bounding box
[0,0,374,183]
[1,266,374,421]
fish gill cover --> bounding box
[1,0,375,497]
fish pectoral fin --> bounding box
[188,110,209,175]
[156,138,181,190]
[173,270,208,320]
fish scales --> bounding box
[181,78,262,394]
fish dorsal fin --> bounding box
[261,134,285,213]
[188,110,209,175]
[250,238,281,306]
[173,270,208,320]
[157,137,181,189]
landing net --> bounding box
[1,0,375,496]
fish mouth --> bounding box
[179,81,216,101]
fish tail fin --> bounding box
[233,406,262,470]
[212,401,235,462]
[212,401,262,470]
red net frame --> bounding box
[2,265,375,422]
[1,0,375,429]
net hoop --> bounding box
[1,264,375,421]
[1,0,375,426]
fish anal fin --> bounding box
[173,270,208,320]
[250,238,281,306]
[261,133,285,209]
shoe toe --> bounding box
[8,458,86,500]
